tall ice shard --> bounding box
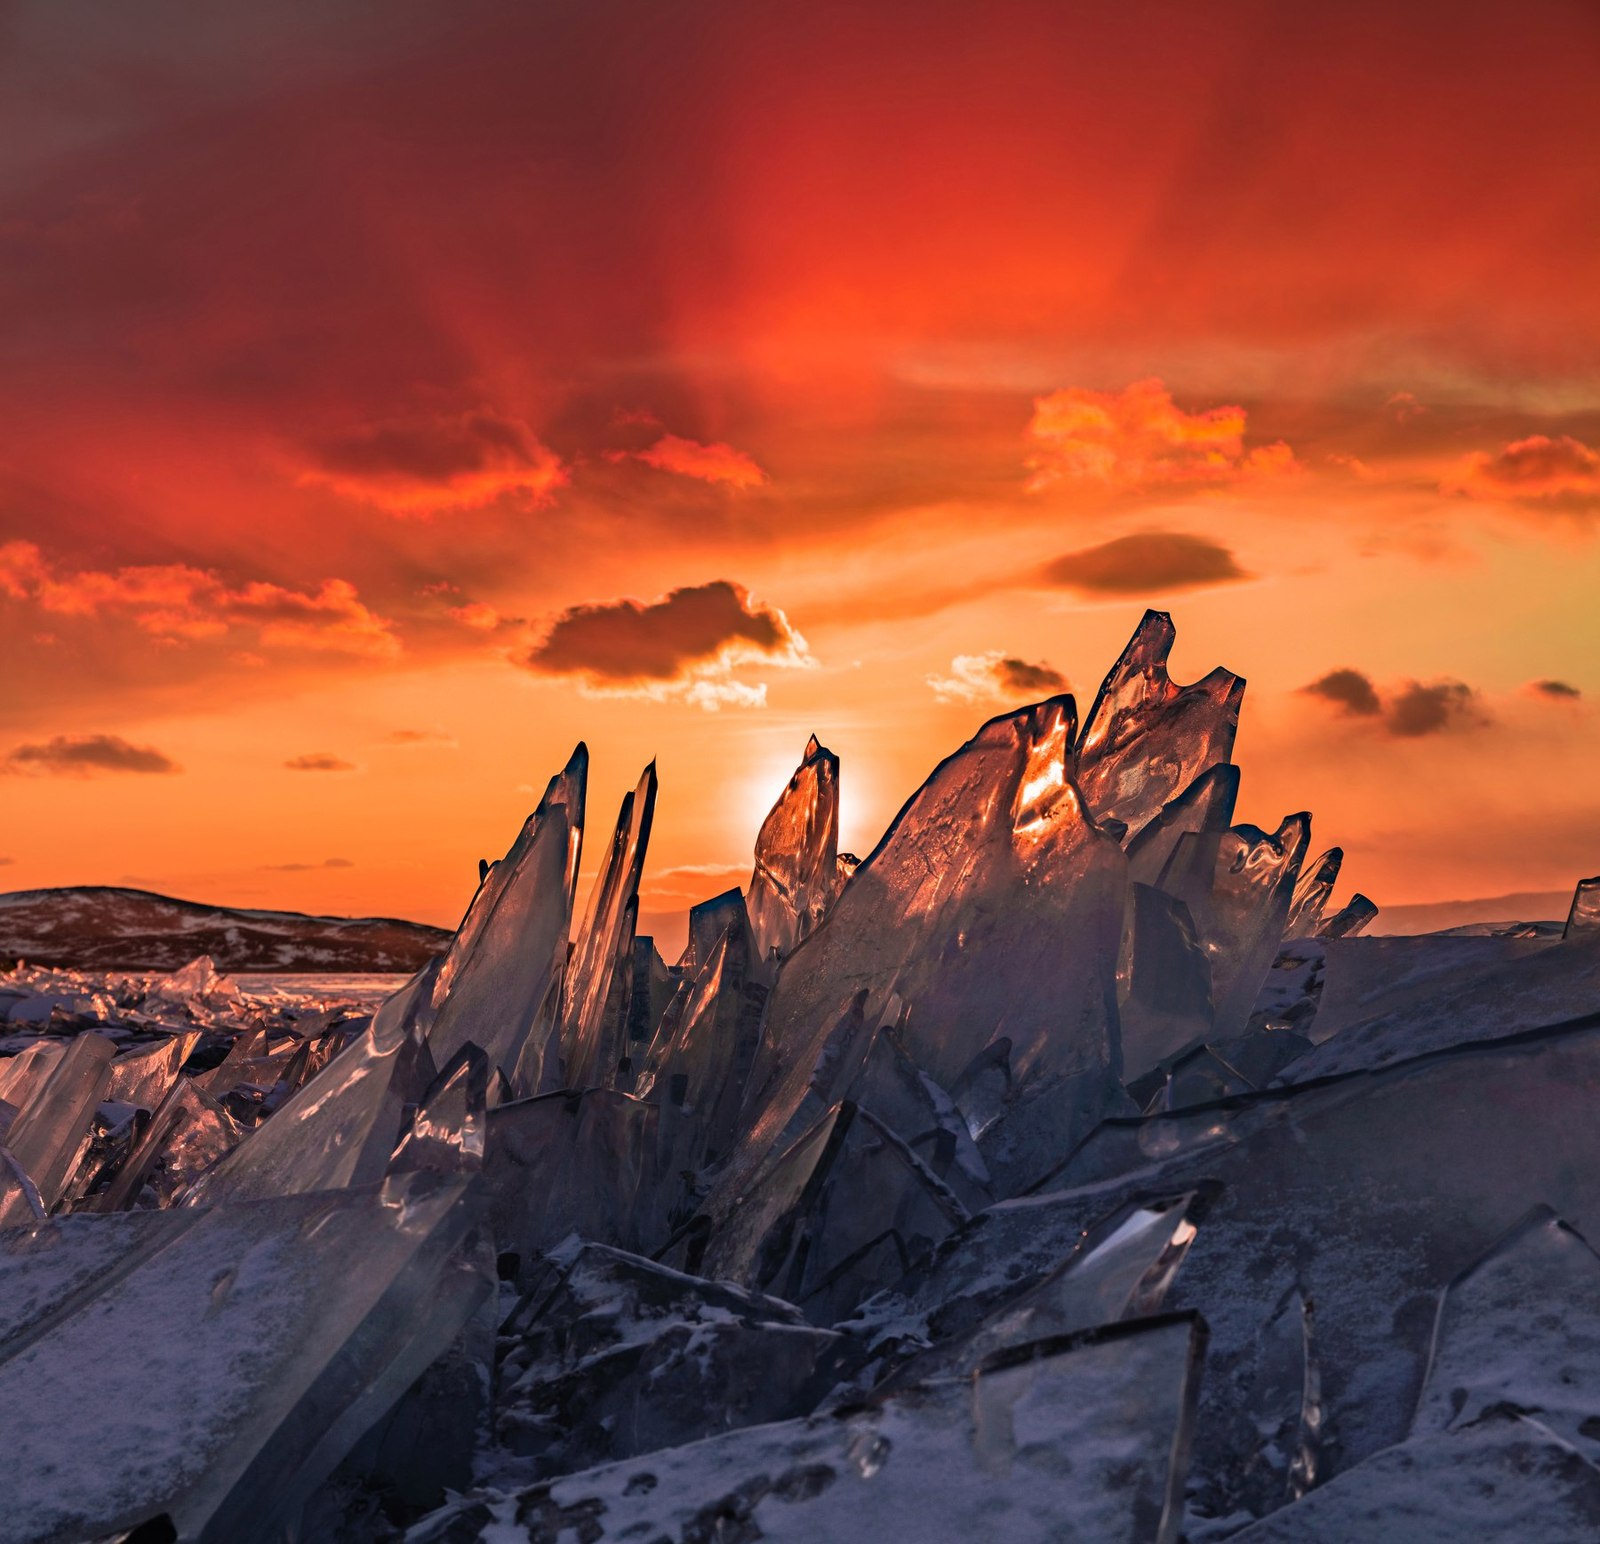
[747,734,841,966]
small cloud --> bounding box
[1301,670,1487,737]
[264,856,356,872]
[1025,378,1297,493]
[1040,532,1251,596]
[1301,668,1383,717]
[642,862,752,903]
[449,602,505,631]
[1387,391,1425,423]
[4,733,182,777]
[615,433,768,490]
[298,409,567,515]
[283,753,358,772]
[1527,678,1582,699]
[520,579,811,711]
[1445,434,1600,510]
[382,728,457,747]
[0,856,15,866]
[928,651,1068,704]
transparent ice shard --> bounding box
[104,1032,201,1113]
[0,1039,67,1123]
[0,1170,490,1544]
[1157,814,1311,1039]
[495,1242,845,1477]
[481,1089,667,1280]
[1566,875,1600,939]
[182,1010,435,1206]
[1316,892,1378,939]
[1286,847,1342,938]
[1119,882,1215,1080]
[0,1030,115,1223]
[388,1043,487,1177]
[721,697,1126,1209]
[1075,609,1244,841]
[747,735,841,967]
[679,886,747,977]
[96,1077,241,1210]
[1125,763,1241,887]
[409,1313,1207,1544]
[426,744,587,1092]
[560,762,658,1089]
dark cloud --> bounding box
[523,580,808,684]
[927,651,1068,703]
[1387,680,1485,737]
[996,657,1068,694]
[1528,678,1581,699]
[0,857,14,866]
[1301,668,1383,717]
[283,753,358,772]
[1448,434,1600,509]
[264,856,355,871]
[1301,670,1487,736]
[1039,532,1250,596]
[4,733,181,776]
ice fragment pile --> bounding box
[5,610,1600,1543]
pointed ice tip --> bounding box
[805,733,822,758]
[566,741,589,771]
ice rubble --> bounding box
[4,610,1600,1543]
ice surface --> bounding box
[747,735,842,966]
[1075,610,1244,841]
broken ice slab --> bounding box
[103,1031,201,1113]
[1286,847,1342,938]
[747,734,842,966]
[1033,1017,1600,1525]
[1316,891,1378,939]
[481,1089,668,1280]
[411,1313,1207,1544]
[426,745,586,1093]
[95,1076,241,1210]
[1075,609,1244,841]
[698,1100,971,1324]
[145,954,241,1012]
[0,1030,115,1223]
[1118,882,1215,1081]
[718,696,1126,1211]
[388,1043,487,1177]
[1156,814,1311,1040]
[1125,763,1241,888]
[1566,874,1600,939]
[0,1038,67,1124]
[560,762,657,1090]
[494,1242,848,1478]
[0,1170,491,1544]
[181,1010,435,1206]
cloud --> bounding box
[283,753,358,772]
[928,650,1069,704]
[642,862,753,903]
[1302,668,1383,717]
[617,434,769,490]
[1025,378,1298,493]
[4,733,182,776]
[1445,434,1600,509]
[521,579,811,711]
[1040,532,1251,596]
[0,541,399,657]
[1527,678,1581,699]
[1301,669,1487,736]
[264,856,355,871]
[1387,391,1425,423]
[382,727,457,747]
[0,857,15,866]
[298,410,567,514]
[449,602,506,632]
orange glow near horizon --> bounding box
[3,1,1600,952]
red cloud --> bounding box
[298,410,567,515]
[1446,435,1600,509]
[618,434,769,490]
[1026,378,1298,493]
[0,542,398,658]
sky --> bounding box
[2,0,1599,948]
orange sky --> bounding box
[2,0,1599,949]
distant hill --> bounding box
[0,886,452,972]
[1367,889,1574,936]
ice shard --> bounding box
[1125,762,1241,888]
[718,696,1126,1210]
[1566,874,1600,939]
[747,734,841,966]
[1075,609,1244,841]
[388,1043,488,1177]
[411,1313,1206,1544]
[96,1076,241,1210]
[1286,846,1342,937]
[102,1031,201,1113]
[0,1030,115,1222]
[1118,882,1215,1080]
[560,761,657,1089]
[1316,891,1378,939]
[426,744,587,1092]
[1157,813,1311,1040]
